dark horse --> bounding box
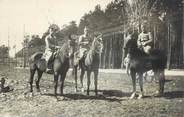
[73,35,103,95]
[124,35,167,99]
[29,41,70,97]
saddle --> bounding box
[41,51,58,71]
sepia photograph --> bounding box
[0,0,183,117]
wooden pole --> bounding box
[182,0,184,67]
[167,24,171,69]
[8,28,10,70]
[23,24,26,68]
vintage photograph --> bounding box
[0,0,183,117]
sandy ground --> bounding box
[0,65,183,117]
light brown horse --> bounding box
[29,41,70,97]
[73,35,103,96]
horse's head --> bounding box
[55,41,71,60]
[91,34,103,54]
[123,33,138,58]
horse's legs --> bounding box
[60,72,67,95]
[130,69,136,99]
[94,70,99,96]
[159,70,165,95]
[80,69,85,92]
[138,73,144,99]
[154,70,163,96]
[29,69,36,92]
[74,65,78,92]
[54,72,59,96]
[35,70,43,92]
[86,71,91,95]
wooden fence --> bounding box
[100,32,124,69]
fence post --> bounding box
[182,0,184,67]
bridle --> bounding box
[92,36,103,54]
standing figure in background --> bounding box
[150,10,168,68]
[154,10,167,52]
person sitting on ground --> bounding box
[137,22,153,55]
[43,24,60,73]
[0,78,12,93]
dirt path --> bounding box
[0,66,183,117]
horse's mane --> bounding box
[124,37,145,58]
[56,40,69,62]
[85,37,100,66]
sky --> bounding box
[0,0,112,57]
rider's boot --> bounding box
[46,60,53,73]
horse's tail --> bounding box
[152,49,167,70]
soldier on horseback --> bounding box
[43,24,60,72]
[74,26,92,66]
[137,21,153,55]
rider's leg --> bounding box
[45,50,52,72]
[144,46,152,54]
[79,49,87,68]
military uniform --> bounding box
[44,34,58,63]
[78,34,92,58]
[43,24,60,71]
[137,32,153,54]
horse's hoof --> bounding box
[28,92,34,98]
[56,96,64,101]
[55,96,59,102]
[36,89,41,92]
[154,91,163,97]
[81,88,84,93]
[138,94,144,99]
[35,91,42,96]
[74,88,77,93]
[59,96,65,100]
[130,92,136,99]
[29,89,33,93]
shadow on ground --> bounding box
[163,91,184,99]
[42,89,132,102]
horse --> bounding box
[29,41,70,97]
[73,35,103,96]
[123,35,167,99]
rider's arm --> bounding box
[137,34,142,48]
[145,32,153,45]
[79,36,88,46]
